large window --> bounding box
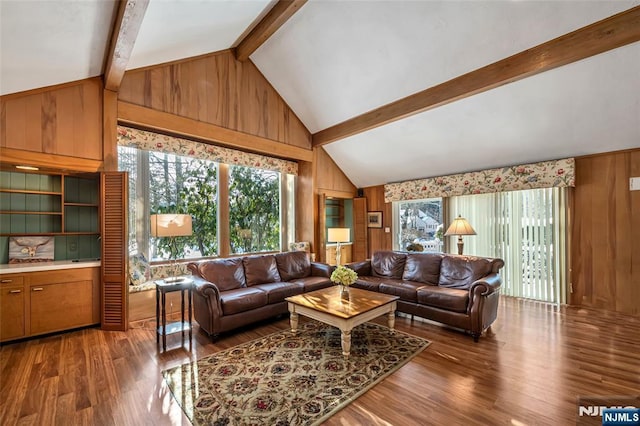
[118,146,288,261]
[393,198,444,252]
[449,188,568,303]
[228,165,280,254]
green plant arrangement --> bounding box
[330,265,358,286]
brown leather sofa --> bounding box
[347,251,504,341]
[187,251,333,338]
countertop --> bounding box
[0,260,101,274]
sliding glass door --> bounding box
[449,188,568,304]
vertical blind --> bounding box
[449,187,568,304]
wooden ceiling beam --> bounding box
[235,0,307,62]
[103,0,150,92]
[312,6,640,147]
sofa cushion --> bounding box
[252,282,305,304]
[243,255,282,286]
[198,257,246,291]
[378,280,425,302]
[438,256,494,289]
[351,276,386,292]
[372,251,407,279]
[402,252,444,284]
[220,287,268,315]
[417,286,469,313]
[275,251,311,281]
[288,276,333,292]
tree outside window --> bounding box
[229,165,280,254]
[398,198,443,252]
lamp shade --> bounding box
[150,214,193,237]
[444,215,476,236]
[327,228,350,243]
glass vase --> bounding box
[340,285,350,300]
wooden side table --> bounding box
[155,278,193,352]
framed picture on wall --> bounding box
[367,211,383,228]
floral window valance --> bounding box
[117,126,298,176]
[384,158,575,203]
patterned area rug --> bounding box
[163,321,430,425]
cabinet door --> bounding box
[0,284,25,341]
[352,197,368,261]
[30,280,93,335]
[101,172,128,331]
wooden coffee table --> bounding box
[285,286,399,356]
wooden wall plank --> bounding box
[103,90,119,171]
[41,91,57,154]
[55,86,75,157]
[25,95,43,152]
[315,147,356,195]
[0,78,103,162]
[3,97,29,150]
[296,160,315,251]
[363,185,392,258]
[119,50,311,149]
[614,153,634,314]
[82,80,103,161]
[629,151,640,315]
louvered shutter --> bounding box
[101,172,128,331]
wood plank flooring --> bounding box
[1,296,638,425]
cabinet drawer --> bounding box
[30,280,94,335]
[28,268,97,286]
[0,276,24,286]
[0,285,26,341]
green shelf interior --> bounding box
[0,171,101,263]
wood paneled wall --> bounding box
[1,78,103,163]
[571,149,639,315]
[363,185,392,257]
[118,50,310,149]
[315,147,356,196]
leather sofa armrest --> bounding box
[311,262,334,278]
[192,276,223,312]
[469,273,502,297]
[345,260,371,276]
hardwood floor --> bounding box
[1,296,638,425]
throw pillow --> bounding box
[129,253,150,286]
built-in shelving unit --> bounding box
[0,170,101,263]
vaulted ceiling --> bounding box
[1,1,639,188]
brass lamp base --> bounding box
[457,236,464,256]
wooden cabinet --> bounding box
[29,268,99,335]
[0,276,25,341]
[326,244,352,266]
[0,267,100,343]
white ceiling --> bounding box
[0,0,117,95]
[1,0,639,188]
[127,0,273,70]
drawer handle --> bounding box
[9,289,21,294]
[32,287,44,292]
[1,279,12,283]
